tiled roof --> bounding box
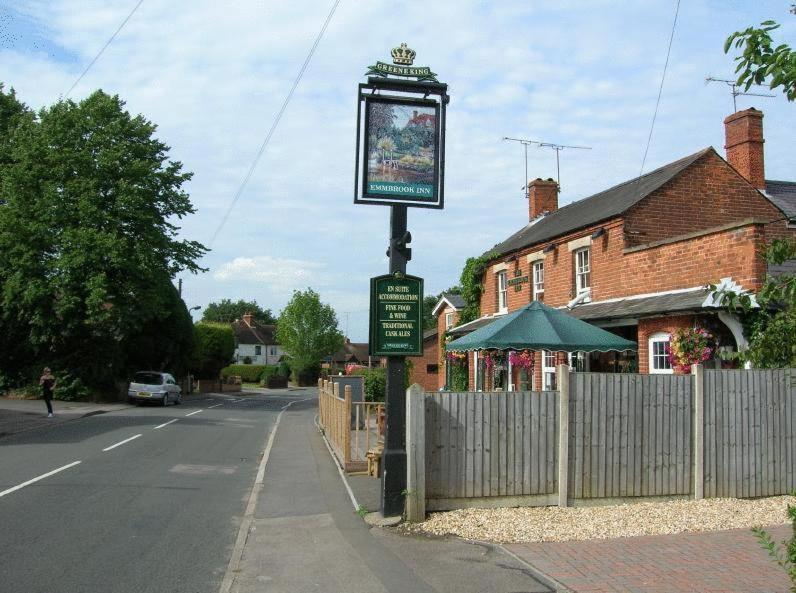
[566,289,712,322]
[232,320,278,345]
[330,341,370,364]
[765,180,796,220]
[488,148,712,258]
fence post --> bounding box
[557,364,570,507]
[343,385,352,466]
[692,363,704,500]
[405,384,426,522]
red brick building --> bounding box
[437,108,795,390]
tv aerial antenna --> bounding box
[503,137,591,196]
[705,77,775,112]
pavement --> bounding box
[505,525,792,593]
[228,391,552,593]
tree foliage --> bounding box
[0,87,206,388]
[202,298,275,324]
[725,18,796,101]
[713,238,796,368]
[458,252,498,324]
[275,288,344,374]
[191,323,234,379]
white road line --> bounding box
[0,461,82,498]
[154,419,179,429]
[315,414,359,512]
[219,397,311,593]
[102,434,142,452]
[207,404,223,409]
[185,410,202,417]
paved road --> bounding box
[0,390,311,593]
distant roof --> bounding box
[488,148,712,258]
[765,180,796,220]
[330,340,370,364]
[424,328,438,341]
[233,320,277,345]
[431,292,465,316]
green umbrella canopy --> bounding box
[447,301,637,352]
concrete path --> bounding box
[229,393,552,593]
[506,525,792,593]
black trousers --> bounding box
[43,396,53,414]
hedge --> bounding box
[221,364,268,383]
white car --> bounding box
[128,371,182,406]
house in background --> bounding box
[407,328,442,392]
[232,313,284,365]
[437,107,795,391]
[430,293,465,389]
[327,339,375,372]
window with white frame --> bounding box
[575,248,591,294]
[568,351,587,372]
[254,345,262,356]
[649,332,672,374]
[445,311,455,330]
[532,260,544,301]
[269,346,277,356]
[542,350,557,390]
[497,270,508,312]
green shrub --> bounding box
[752,498,796,590]
[277,360,291,378]
[221,364,268,383]
[54,375,92,401]
[349,367,387,402]
[258,365,279,384]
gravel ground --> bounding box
[401,496,796,543]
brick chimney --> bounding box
[242,312,253,327]
[528,178,559,221]
[724,108,765,189]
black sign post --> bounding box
[355,44,448,519]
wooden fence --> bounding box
[404,366,796,519]
[317,379,384,473]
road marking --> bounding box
[0,461,82,498]
[208,403,223,409]
[219,397,311,593]
[316,414,359,512]
[102,434,142,452]
[154,419,179,429]
[185,410,202,417]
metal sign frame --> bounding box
[355,77,448,209]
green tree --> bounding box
[458,252,498,324]
[725,16,796,101]
[0,88,206,388]
[191,323,235,379]
[276,288,344,379]
[713,238,796,368]
[202,298,276,324]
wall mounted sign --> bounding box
[369,273,423,356]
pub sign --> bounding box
[369,274,423,356]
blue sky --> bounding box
[2,0,794,341]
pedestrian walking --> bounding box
[39,367,56,417]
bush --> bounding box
[221,364,267,383]
[54,375,92,401]
[266,375,288,388]
[295,364,320,386]
[259,365,279,383]
[350,367,386,402]
[277,360,291,378]
[242,356,252,364]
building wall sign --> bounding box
[369,274,423,356]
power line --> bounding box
[63,0,145,98]
[636,0,680,184]
[208,0,342,248]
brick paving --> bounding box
[506,525,792,593]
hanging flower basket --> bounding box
[509,350,535,373]
[446,351,468,367]
[667,327,716,373]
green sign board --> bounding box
[369,274,423,356]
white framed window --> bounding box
[269,346,277,356]
[445,311,455,330]
[649,332,672,374]
[568,351,588,372]
[575,248,591,294]
[497,270,508,312]
[254,345,262,356]
[532,260,544,301]
[542,350,557,390]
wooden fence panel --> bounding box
[703,369,796,497]
[569,373,692,499]
[424,391,558,501]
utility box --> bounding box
[331,375,365,428]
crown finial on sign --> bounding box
[391,43,416,66]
